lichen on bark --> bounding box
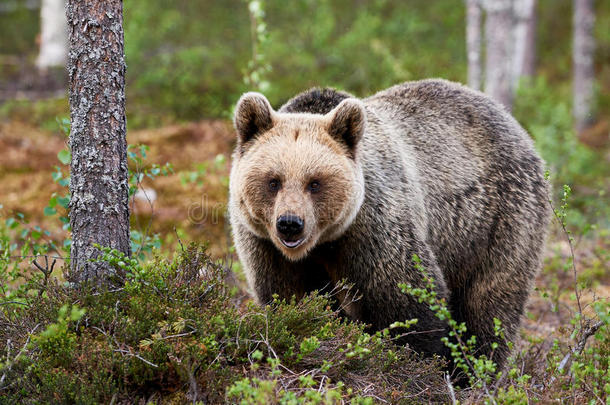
[66,0,130,285]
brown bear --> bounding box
[228,79,550,373]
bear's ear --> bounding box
[326,98,365,157]
[234,92,275,146]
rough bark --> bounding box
[512,0,536,89]
[466,0,482,91]
[483,0,515,111]
[67,0,130,286]
[573,0,596,132]
[36,0,68,69]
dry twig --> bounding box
[550,320,604,384]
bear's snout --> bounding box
[276,214,305,246]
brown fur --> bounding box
[229,80,551,376]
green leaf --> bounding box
[58,196,70,208]
[52,169,63,182]
[58,149,71,165]
[44,207,57,216]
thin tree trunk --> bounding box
[512,0,536,90]
[36,0,68,69]
[67,0,130,286]
[484,0,515,111]
[573,0,596,132]
[466,0,482,90]
[521,0,537,77]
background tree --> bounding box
[512,0,537,89]
[472,0,537,109]
[466,0,482,91]
[573,0,596,132]
[66,0,130,286]
[36,0,67,70]
[483,0,515,110]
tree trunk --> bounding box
[512,0,536,90]
[466,0,482,91]
[484,0,515,111]
[67,0,130,286]
[36,0,68,69]
[520,0,537,77]
[573,0,596,132]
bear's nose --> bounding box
[276,214,304,238]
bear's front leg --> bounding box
[359,264,451,358]
[332,236,452,359]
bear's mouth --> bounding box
[280,237,304,249]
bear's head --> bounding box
[229,92,366,261]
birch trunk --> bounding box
[573,0,596,132]
[512,0,536,89]
[67,0,130,286]
[466,0,482,90]
[36,0,68,69]
[484,0,515,110]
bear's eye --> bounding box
[308,180,321,193]
[268,179,280,192]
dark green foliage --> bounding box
[0,4,38,55]
[123,0,251,125]
[121,0,469,124]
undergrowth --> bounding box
[0,245,449,404]
[0,225,607,403]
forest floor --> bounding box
[1,111,608,383]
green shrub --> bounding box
[0,245,450,403]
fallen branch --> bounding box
[550,320,604,384]
[114,348,159,368]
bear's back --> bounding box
[362,79,549,289]
[279,88,353,115]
